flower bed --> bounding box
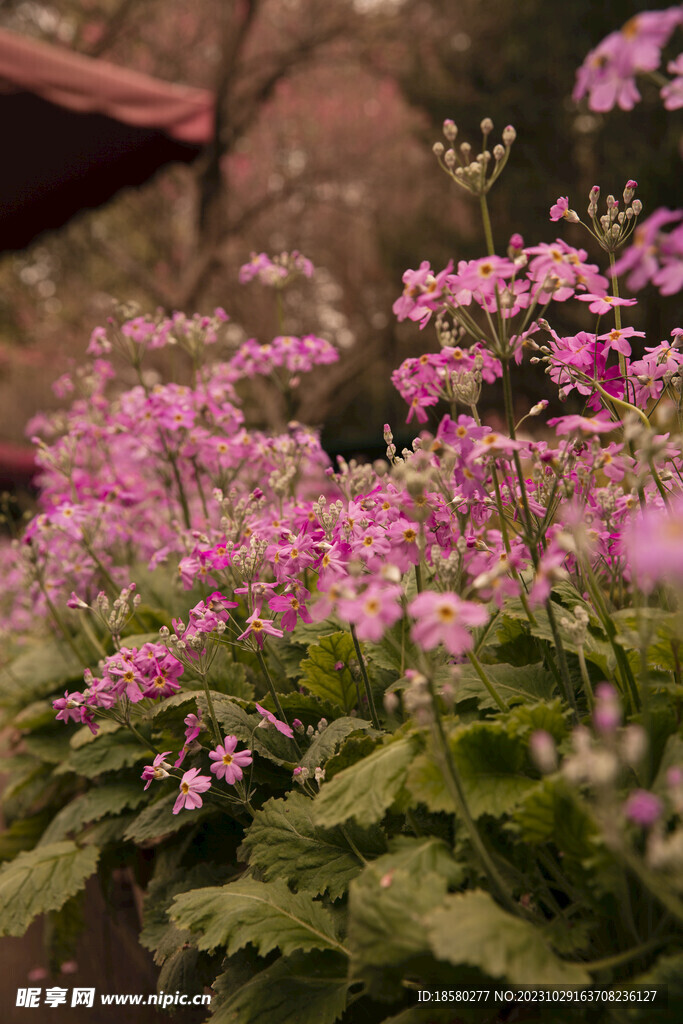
[1,9,683,1023]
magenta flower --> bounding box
[237,609,284,648]
[141,751,172,790]
[208,735,253,784]
[255,703,294,738]
[172,767,212,814]
[409,591,488,657]
[624,789,663,828]
[576,293,637,316]
[549,197,578,223]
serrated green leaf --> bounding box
[425,890,590,985]
[148,692,201,718]
[0,841,99,936]
[57,729,148,777]
[368,836,465,889]
[322,734,380,782]
[457,662,557,710]
[623,952,683,1023]
[347,867,447,999]
[170,878,345,956]
[407,722,535,819]
[13,700,57,731]
[300,717,373,770]
[22,731,73,764]
[300,632,358,712]
[0,813,52,862]
[124,792,217,843]
[0,639,87,706]
[257,691,343,728]
[240,791,385,898]
[69,717,121,749]
[314,734,419,827]
[506,699,568,743]
[157,946,205,997]
[207,649,255,700]
[211,951,348,1024]
[140,862,234,959]
[512,778,597,858]
[39,783,147,845]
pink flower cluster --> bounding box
[573,7,683,111]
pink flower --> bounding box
[337,582,403,642]
[255,703,294,738]
[208,735,253,784]
[576,293,637,316]
[141,752,172,790]
[549,197,578,223]
[547,411,619,436]
[172,767,211,814]
[624,789,663,827]
[237,609,284,648]
[409,591,488,657]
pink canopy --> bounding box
[0,27,215,251]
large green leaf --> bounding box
[0,841,99,936]
[512,778,597,859]
[425,890,590,985]
[170,878,346,956]
[407,722,535,819]
[456,662,556,710]
[300,717,374,770]
[623,952,683,1023]
[240,791,385,898]
[314,734,420,827]
[300,632,358,712]
[0,639,86,706]
[366,836,465,889]
[39,783,147,845]
[124,792,217,843]
[211,951,348,1024]
[347,867,447,999]
[56,728,148,777]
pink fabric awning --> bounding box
[0,27,215,251]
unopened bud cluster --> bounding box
[587,181,642,253]
[433,118,516,197]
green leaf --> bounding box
[257,691,343,729]
[0,841,99,936]
[347,867,447,999]
[506,699,568,744]
[57,728,149,777]
[210,951,348,1024]
[367,836,465,889]
[206,649,255,700]
[13,700,57,731]
[0,639,86,705]
[157,946,206,998]
[0,813,52,862]
[325,734,380,781]
[623,952,683,1023]
[39,783,147,845]
[170,878,345,956]
[199,694,296,766]
[407,722,535,819]
[240,791,385,898]
[314,734,420,827]
[300,717,374,770]
[124,792,217,844]
[22,731,73,764]
[457,662,557,710]
[300,632,358,712]
[425,890,590,985]
[512,778,597,858]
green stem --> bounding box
[580,936,671,973]
[424,673,520,916]
[350,625,381,729]
[577,646,595,710]
[255,647,301,754]
[467,651,509,712]
[200,673,223,746]
[545,599,579,720]
[125,718,160,759]
[480,193,496,257]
